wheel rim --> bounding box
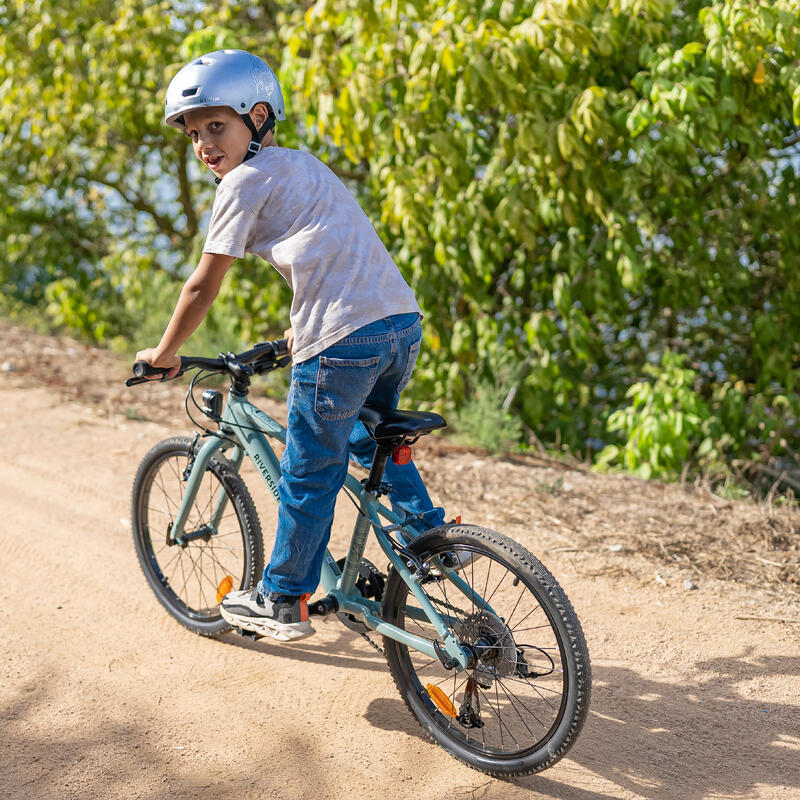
[393,542,570,760]
[137,451,249,622]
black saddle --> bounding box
[358,404,447,444]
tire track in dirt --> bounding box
[2,380,800,800]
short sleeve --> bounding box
[202,182,257,258]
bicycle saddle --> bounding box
[358,405,447,443]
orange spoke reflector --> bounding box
[216,575,234,604]
[426,684,457,718]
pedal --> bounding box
[234,627,261,640]
[308,595,339,616]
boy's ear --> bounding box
[250,102,270,127]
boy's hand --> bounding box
[135,348,182,379]
[283,327,294,355]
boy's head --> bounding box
[165,49,285,178]
[182,103,271,180]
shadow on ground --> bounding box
[2,674,339,800]
[365,655,800,799]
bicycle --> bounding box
[127,339,591,777]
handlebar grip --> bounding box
[132,361,168,379]
[274,338,289,357]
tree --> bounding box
[277,0,800,472]
[0,0,291,344]
[3,0,800,477]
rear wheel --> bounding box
[131,436,263,636]
[381,524,590,776]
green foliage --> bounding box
[451,372,524,455]
[2,0,800,485]
[596,351,708,479]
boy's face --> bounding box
[183,106,255,179]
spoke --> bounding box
[176,547,191,600]
[479,564,511,615]
[470,553,477,619]
[154,472,179,518]
[528,680,560,711]
[155,547,182,577]
[484,679,520,748]
[181,545,205,609]
[504,583,527,629]
[411,657,440,674]
[436,566,466,630]
[500,674,563,695]
[202,542,240,578]
[510,623,552,634]
[496,675,548,728]
[164,548,186,592]
[494,677,504,748]
[496,676,542,737]
[166,456,184,488]
[432,671,464,689]
[448,670,458,731]
[192,477,215,526]
[197,549,211,610]
[481,557,492,615]
[187,549,220,610]
[509,604,546,633]
[204,543,245,553]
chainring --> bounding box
[335,557,386,633]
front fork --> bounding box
[169,435,231,545]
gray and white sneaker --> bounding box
[220,588,315,642]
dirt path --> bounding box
[1,325,799,799]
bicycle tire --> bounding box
[131,436,264,636]
[381,523,591,776]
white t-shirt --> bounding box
[203,146,421,363]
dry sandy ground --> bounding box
[1,326,799,800]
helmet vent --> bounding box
[182,87,199,97]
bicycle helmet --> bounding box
[165,49,285,162]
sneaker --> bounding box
[220,588,315,642]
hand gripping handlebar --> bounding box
[126,339,290,387]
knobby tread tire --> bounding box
[131,436,264,637]
[381,523,591,777]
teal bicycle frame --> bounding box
[168,388,473,670]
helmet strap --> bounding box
[240,109,276,163]
[212,108,276,185]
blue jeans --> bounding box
[259,313,446,597]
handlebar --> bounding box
[126,339,290,387]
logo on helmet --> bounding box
[251,64,276,98]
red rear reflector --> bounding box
[392,445,413,465]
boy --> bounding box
[135,49,444,642]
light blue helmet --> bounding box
[165,49,285,128]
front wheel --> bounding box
[131,436,264,636]
[381,524,591,776]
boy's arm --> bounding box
[135,252,235,376]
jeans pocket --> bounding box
[315,355,380,421]
[397,339,421,395]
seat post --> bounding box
[364,444,393,493]
[339,442,395,596]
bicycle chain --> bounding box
[355,592,475,659]
[360,631,385,655]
